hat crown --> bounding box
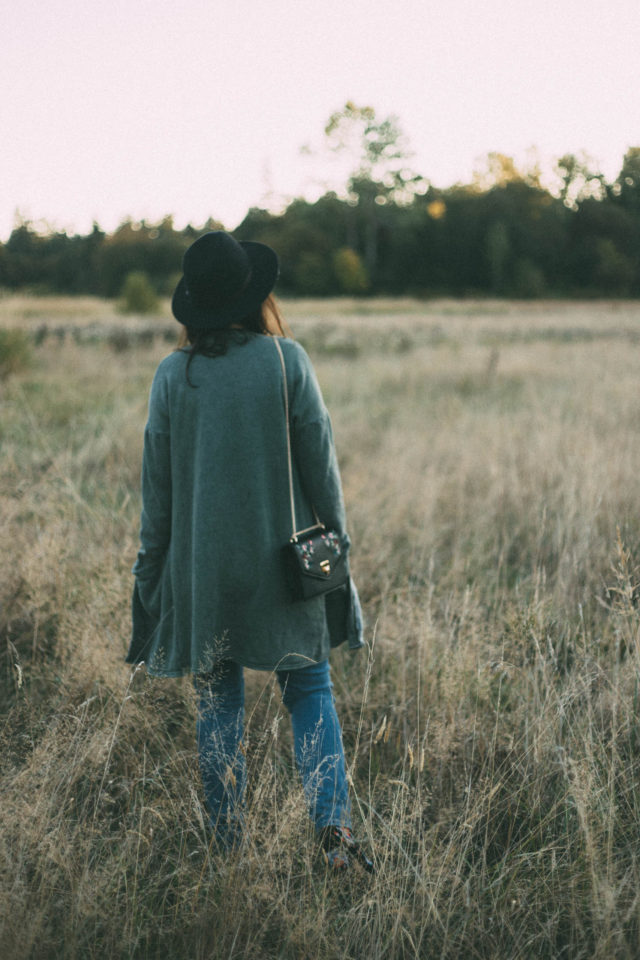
[183,232,252,310]
[172,231,278,330]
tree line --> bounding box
[2,105,639,300]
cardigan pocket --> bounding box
[134,557,166,619]
[132,547,167,618]
[137,576,162,619]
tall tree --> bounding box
[321,102,426,283]
[613,147,640,213]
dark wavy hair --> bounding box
[175,295,290,387]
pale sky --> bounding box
[1,0,638,240]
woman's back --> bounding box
[130,334,345,676]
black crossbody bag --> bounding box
[273,338,349,601]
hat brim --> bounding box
[171,241,279,330]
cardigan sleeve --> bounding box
[132,367,172,579]
[286,341,349,544]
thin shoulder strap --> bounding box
[273,337,297,538]
[273,337,322,541]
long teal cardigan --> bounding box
[126,334,363,676]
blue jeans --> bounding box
[194,659,351,841]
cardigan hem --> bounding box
[140,648,331,678]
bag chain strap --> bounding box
[273,338,322,542]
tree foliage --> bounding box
[324,102,426,206]
[0,115,638,300]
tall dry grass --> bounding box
[2,300,640,958]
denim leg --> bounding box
[194,660,246,843]
[277,659,351,830]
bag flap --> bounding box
[290,530,346,581]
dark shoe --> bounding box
[318,825,374,873]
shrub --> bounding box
[292,252,334,295]
[0,329,32,379]
[333,247,369,293]
[119,271,159,315]
[108,329,132,353]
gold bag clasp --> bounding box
[320,559,331,575]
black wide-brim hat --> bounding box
[172,231,279,330]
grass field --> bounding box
[2,296,640,959]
